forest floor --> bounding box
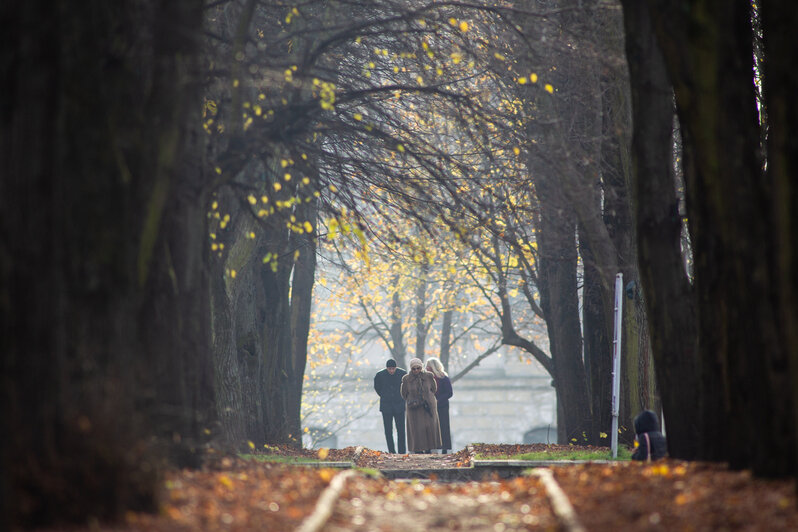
[38,444,798,531]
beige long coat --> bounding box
[401,370,442,452]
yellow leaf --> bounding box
[397,144,405,152]
[247,194,256,205]
[513,147,520,155]
[303,221,313,233]
[494,52,505,61]
[517,76,528,85]
[230,269,237,279]
[284,173,292,181]
[317,448,330,459]
[530,73,538,83]
[545,83,554,94]
[218,475,234,489]
[248,441,255,449]
[274,182,282,191]
[353,113,363,121]
[459,21,469,32]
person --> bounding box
[374,358,407,454]
[425,357,453,454]
[401,357,442,454]
[631,409,667,461]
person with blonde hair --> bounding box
[425,357,453,454]
[401,358,442,453]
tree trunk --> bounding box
[439,309,453,369]
[210,257,246,449]
[621,0,701,460]
[646,0,790,473]
[287,192,318,443]
[537,182,591,444]
[414,264,429,360]
[389,274,407,368]
[581,233,612,445]
[1,0,205,526]
[762,0,798,482]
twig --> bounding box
[531,468,586,532]
[296,470,358,532]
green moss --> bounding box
[476,447,632,461]
[239,453,319,464]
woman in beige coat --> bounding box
[401,358,442,453]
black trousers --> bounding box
[382,410,406,454]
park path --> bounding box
[298,449,584,532]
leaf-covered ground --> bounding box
[39,444,798,531]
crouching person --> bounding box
[631,410,667,461]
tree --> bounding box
[1,0,207,527]
[620,0,700,460]
[622,0,798,476]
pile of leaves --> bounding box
[246,443,359,462]
[123,457,333,531]
[553,460,798,530]
[46,445,798,531]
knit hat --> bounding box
[409,358,423,369]
[386,359,397,368]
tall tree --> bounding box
[762,0,798,480]
[1,0,207,527]
[622,0,798,474]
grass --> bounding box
[476,447,633,461]
[239,453,322,464]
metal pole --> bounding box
[611,273,623,458]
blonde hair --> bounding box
[425,357,447,378]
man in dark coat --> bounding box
[631,410,667,461]
[374,359,407,454]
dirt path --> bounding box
[319,474,560,532]
[301,449,578,532]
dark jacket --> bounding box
[433,375,453,406]
[374,367,407,414]
[631,410,667,461]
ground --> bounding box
[36,444,798,531]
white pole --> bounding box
[611,273,624,459]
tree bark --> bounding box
[620,0,701,459]
[762,0,798,482]
[439,309,453,369]
[536,179,591,444]
[646,0,789,473]
[1,0,205,526]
